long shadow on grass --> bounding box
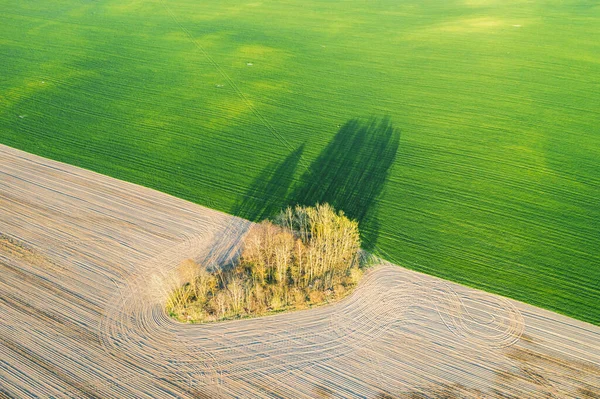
[231,144,305,221]
[290,117,400,250]
[231,117,400,250]
[211,147,304,269]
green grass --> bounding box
[1,0,599,324]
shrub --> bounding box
[166,203,364,323]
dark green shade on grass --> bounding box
[1,0,599,324]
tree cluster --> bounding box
[166,204,363,323]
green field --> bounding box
[1,0,599,324]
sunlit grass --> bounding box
[1,0,599,324]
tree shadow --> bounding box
[290,117,400,249]
[231,144,305,221]
[231,117,400,251]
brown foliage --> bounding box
[167,204,363,323]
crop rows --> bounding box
[1,146,599,397]
[1,0,599,324]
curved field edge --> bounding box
[1,0,599,325]
[1,146,599,398]
[166,205,366,324]
[168,271,363,325]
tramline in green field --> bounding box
[1,0,599,324]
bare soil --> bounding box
[1,145,599,398]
